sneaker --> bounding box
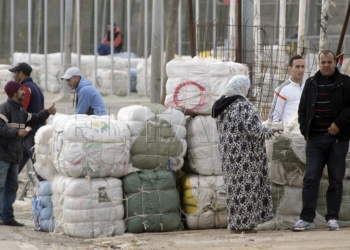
[3,220,24,227]
[327,219,339,231]
[292,219,315,231]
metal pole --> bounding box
[44,0,48,91]
[127,0,131,96]
[144,0,148,96]
[151,0,162,103]
[229,0,236,61]
[236,0,242,63]
[101,0,107,42]
[195,0,199,53]
[94,0,98,87]
[60,0,64,76]
[28,0,32,64]
[253,0,261,73]
[213,0,216,58]
[63,0,74,99]
[178,0,182,57]
[10,0,14,67]
[110,0,114,95]
[336,0,350,59]
[160,0,164,96]
[76,0,81,69]
[297,0,307,55]
[278,0,286,81]
[319,0,329,51]
[188,0,196,57]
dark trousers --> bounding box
[300,134,348,222]
[18,133,35,174]
[97,43,119,55]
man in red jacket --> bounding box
[97,23,123,55]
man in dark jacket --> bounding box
[9,62,45,175]
[292,50,350,231]
[0,81,56,227]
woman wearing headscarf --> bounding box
[212,75,274,234]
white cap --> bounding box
[61,67,81,80]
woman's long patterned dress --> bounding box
[215,99,274,230]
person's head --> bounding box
[288,55,305,84]
[221,75,251,98]
[4,80,25,103]
[61,67,82,90]
[8,62,32,82]
[318,50,336,77]
[107,22,116,31]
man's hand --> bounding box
[18,129,28,137]
[48,102,56,115]
[328,123,340,135]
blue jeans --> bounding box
[0,160,19,223]
[97,43,119,55]
[300,134,348,222]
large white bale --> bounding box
[92,69,128,96]
[52,114,136,178]
[165,57,249,115]
[185,115,222,175]
[52,175,124,238]
[34,125,58,181]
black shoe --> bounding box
[4,220,24,227]
[231,229,257,234]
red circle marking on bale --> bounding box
[173,81,207,111]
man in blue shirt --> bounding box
[61,67,107,115]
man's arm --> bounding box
[113,32,122,48]
[298,85,308,137]
[0,119,18,138]
[22,86,31,110]
[268,91,286,122]
[26,103,56,127]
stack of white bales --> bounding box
[0,64,12,88]
[164,58,248,230]
[182,115,227,230]
[165,57,249,115]
[135,58,151,97]
[12,53,43,88]
[50,114,136,238]
[91,69,128,96]
[117,103,186,233]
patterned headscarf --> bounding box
[221,75,250,98]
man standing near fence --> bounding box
[61,67,107,115]
[293,50,350,231]
[8,63,45,178]
[268,55,305,125]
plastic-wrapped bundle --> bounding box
[91,69,128,96]
[34,125,58,181]
[182,174,227,229]
[123,170,182,233]
[31,181,55,232]
[164,57,249,115]
[51,114,136,178]
[184,115,221,175]
[117,104,187,171]
[52,175,124,238]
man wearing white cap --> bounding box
[61,67,106,115]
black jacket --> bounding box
[0,98,50,163]
[298,68,350,140]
